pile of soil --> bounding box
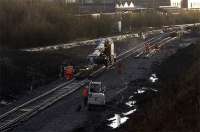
[118,43,200,132]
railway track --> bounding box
[0,79,87,131]
[0,32,177,131]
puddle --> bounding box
[137,89,146,94]
[149,73,158,83]
[107,96,137,129]
[134,87,147,94]
[106,80,159,130]
[107,114,129,129]
[123,109,137,116]
[134,87,159,95]
[107,78,160,130]
[125,100,136,107]
[107,108,137,129]
[150,88,158,92]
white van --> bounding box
[88,81,106,106]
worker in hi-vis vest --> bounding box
[65,65,74,80]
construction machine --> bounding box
[60,39,116,79]
[75,38,116,79]
[87,38,116,66]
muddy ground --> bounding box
[2,33,200,132]
[71,36,200,132]
[114,42,200,132]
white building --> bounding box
[171,0,182,8]
[188,0,200,8]
[115,2,135,9]
[171,0,200,8]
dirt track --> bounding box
[1,32,199,132]
[115,39,200,132]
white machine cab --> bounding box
[87,38,116,66]
[88,81,106,106]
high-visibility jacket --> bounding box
[64,66,74,80]
[83,87,89,97]
[65,66,74,75]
